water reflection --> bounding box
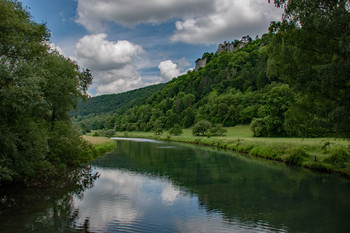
[73,167,285,233]
[90,140,350,233]
[1,140,350,233]
[0,167,99,233]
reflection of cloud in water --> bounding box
[160,183,180,205]
[110,137,161,143]
[73,168,185,229]
[176,217,287,233]
[74,169,146,226]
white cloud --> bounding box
[75,34,144,71]
[76,0,214,32]
[171,0,283,44]
[74,34,146,95]
[47,42,65,56]
[158,60,181,82]
[93,66,145,95]
[75,0,283,44]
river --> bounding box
[1,139,349,232]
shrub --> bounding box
[192,120,211,136]
[285,147,310,166]
[324,148,350,167]
[250,118,267,137]
[169,124,183,136]
[210,124,227,136]
[154,127,163,135]
[104,129,115,138]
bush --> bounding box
[192,120,211,136]
[154,127,163,135]
[324,148,350,167]
[169,124,183,136]
[210,124,227,136]
[104,129,115,138]
[250,118,267,137]
[285,147,310,166]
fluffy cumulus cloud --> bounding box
[171,0,283,44]
[158,57,192,82]
[76,0,282,43]
[75,33,144,70]
[158,60,181,82]
[74,34,146,95]
[76,0,214,31]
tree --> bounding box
[0,0,93,184]
[192,120,212,136]
[268,0,350,137]
[251,83,293,137]
[169,124,183,136]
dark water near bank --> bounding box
[1,139,350,233]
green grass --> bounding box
[82,135,116,157]
[82,135,113,144]
[113,125,350,178]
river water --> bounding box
[1,139,350,232]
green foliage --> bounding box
[251,83,293,137]
[72,83,165,117]
[268,0,350,137]
[169,124,183,136]
[250,118,267,137]
[324,148,350,167]
[285,147,310,166]
[192,120,212,136]
[0,1,93,184]
[72,0,349,140]
[250,145,284,159]
[74,37,277,134]
[93,131,100,137]
[104,129,116,138]
[210,124,227,136]
[153,119,164,135]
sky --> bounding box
[21,0,283,96]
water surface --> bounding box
[1,140,350,232]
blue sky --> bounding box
[21,0,283,95]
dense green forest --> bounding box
[75,0,350,138]
[72,83,166,117]
[0,0,97,184]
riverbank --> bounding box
[110,126,350,178]
[82,135,116,156]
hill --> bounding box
[72,83,166,117]
[75,36,288,134]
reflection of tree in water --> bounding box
[0,166,99,233]
[96,140,350,233]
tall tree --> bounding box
[268,0,350,136]
[0,0,93,184]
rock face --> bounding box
[195,35,253,71]
[216,42,235,54]
[194,58,207,71]
[216,35,252,54]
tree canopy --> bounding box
[0,0,94,184]
[268,0,350,136]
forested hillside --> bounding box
[75,0,349,138]
[72,83,166,117]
